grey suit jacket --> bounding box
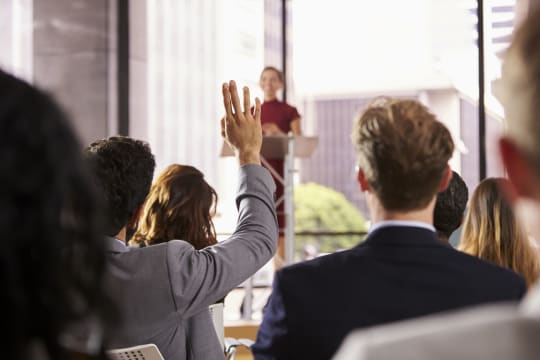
[106,165,278,360]
[333,283,540,360]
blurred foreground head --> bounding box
[497,6,540,237]
[0,70,110,359]
[498,6,540,170]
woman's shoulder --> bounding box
[281,102,300,117]
[279,101,296,110]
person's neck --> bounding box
[115,227,127,242]
[368,194,435,226]
[264,94,278,102]
[436,232,450,243]
[372,210,433,224]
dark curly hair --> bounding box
[0,70,112,359]
[85,137,156,237]
[434,171,469,241]
[130,164,218,249]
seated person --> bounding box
[130,164,218,250]
[252,98,526,360]
[129,164,224,354]
[433,170,468,243]
[86,81,278,360]
[0,70,111,359]
[460,177,540,287]
[332,9,540,360]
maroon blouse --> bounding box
[260,99,301,134]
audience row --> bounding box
[4,6,540,360]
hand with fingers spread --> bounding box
[221,80,263,166]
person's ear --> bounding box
[438,165,452,192]
[357,168,370,192]
[498,137,540,203]
[127,206,144,230]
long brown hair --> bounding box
[460,178,540,286]
[130,164,218,249]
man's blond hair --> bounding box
[352,98,454,211]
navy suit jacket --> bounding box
[252,226,527,360]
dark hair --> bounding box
[0,70,111,359]
[352,98,454,211]
[85,137,155,237]
[131,164,218,250]
[260,66,284,82]
[434,171,468,240]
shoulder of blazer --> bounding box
[361,226,442,247]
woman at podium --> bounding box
[259,66,302,136]
[259,66,302,267]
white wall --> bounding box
[0,0,33,81]
[292,0,476,97]
[144,0,265,234]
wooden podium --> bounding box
[221,135,318,266]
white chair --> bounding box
[107,344,164,360]
[225,337,255,360]
[209,302,225,350]
[210,302,255,359]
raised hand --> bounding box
[221,80,262,165]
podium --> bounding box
[221,135,318,265]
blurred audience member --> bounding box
[252,98,525,360]
[129,164,224,356]
[0,70,111,360]
[333,7,540,360]
[460,178,540,287]
[130,164,218,249]
[86,81,278,360]
[434,170,468,243]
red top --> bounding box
[259,99,300,231]
[261,99,301,134]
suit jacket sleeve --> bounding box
[251,271,290,359]
[166,164,279,318]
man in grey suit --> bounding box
[86,81,277,359]
[333,6,540,360]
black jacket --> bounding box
[253,225,527,360]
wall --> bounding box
[33,0,113,145]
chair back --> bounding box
[107,344,164,360]
[209,302,225,350]
[225,338,255,360]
